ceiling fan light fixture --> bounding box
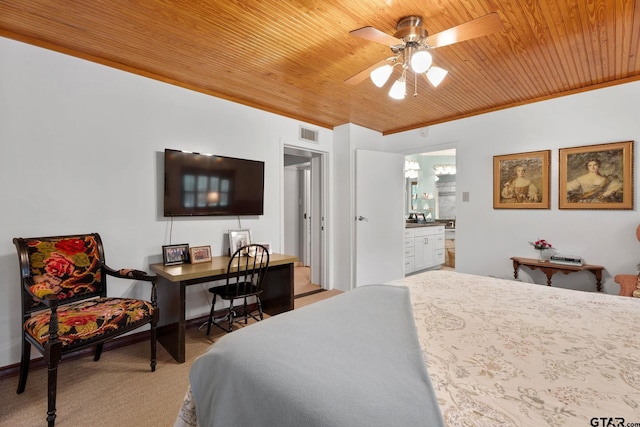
[388,74,406,99]
[410,50,432,73]
[370,64,393,87]
[426,66,448,87]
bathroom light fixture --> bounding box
[405,160,420,178]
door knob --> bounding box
[356,216,369,222]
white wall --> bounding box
[384,81,640,293]
[0,37,333,367]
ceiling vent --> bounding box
[299,126,319,143]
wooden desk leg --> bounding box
[156,277,186,363]
[591,269,603,292]
[544,271,553,286]
[512,260,520,280]
[262,262,294,316]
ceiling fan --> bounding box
[345,12,504,99]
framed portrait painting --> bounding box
[228,229,252,255]
[493,150,550,209]
[559,141,633,210]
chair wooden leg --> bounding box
[47,357,59,427]
[243,297,249,324]
[150,319,157,372]
[17,337,31,394]
[94,343,104,361]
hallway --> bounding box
[294,264,322,297]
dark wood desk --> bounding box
[150,253,297,363]
[511,257,604,292]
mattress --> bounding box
[176,270,640,426]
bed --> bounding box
[175,270,640,427]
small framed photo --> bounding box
[228,229,252,255]
[189,245,212,264]
[255,242,272,254]
[493,150,551,209]
[559,140,633,210]
[162,243,190,266]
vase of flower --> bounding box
[529,239,553,262]
[535,248,550,261]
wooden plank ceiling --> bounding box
[1,0,639,134]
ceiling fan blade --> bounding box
[349,26,402,46]
[426,12,503,48]
[345,58,391,85]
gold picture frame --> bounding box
[189,245,212,264]
[493,150,550,209]
[559,141,633,210]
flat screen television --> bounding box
[164,148,265,216]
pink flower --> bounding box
[529,239,553,249]
[44,253,75,278]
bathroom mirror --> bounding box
[407,179,418,211]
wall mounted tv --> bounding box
[164,149,265,216]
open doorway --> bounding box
[283,147,326,297]
[404,148,457,269]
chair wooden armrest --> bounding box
[22,276,59,308]
[103,265,156,282]
[614,274,638,297]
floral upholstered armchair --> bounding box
[13,233,158,427]
[614,224,640,298]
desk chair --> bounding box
[206,244,270,334]
[13,233,158,427]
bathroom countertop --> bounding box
[405,222,445,228]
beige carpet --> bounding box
[0,290,341,427]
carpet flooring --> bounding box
[0,289,341,427]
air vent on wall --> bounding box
[299,126,319,143]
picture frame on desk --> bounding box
[162,243,190,265]
[254,242,272,255]
[189,245,212,264]
[228,229,252,255]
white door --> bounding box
[355,149,405,286]
[302,167,311,266]
[310,156,322,285]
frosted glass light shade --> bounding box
[410,50,433,73]
[426,66,448,87]
[388,78,406,99]
[370,65,393,87]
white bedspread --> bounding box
[389,271,640,426]
[177,270,640,427]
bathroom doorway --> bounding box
[404,148,457,268]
